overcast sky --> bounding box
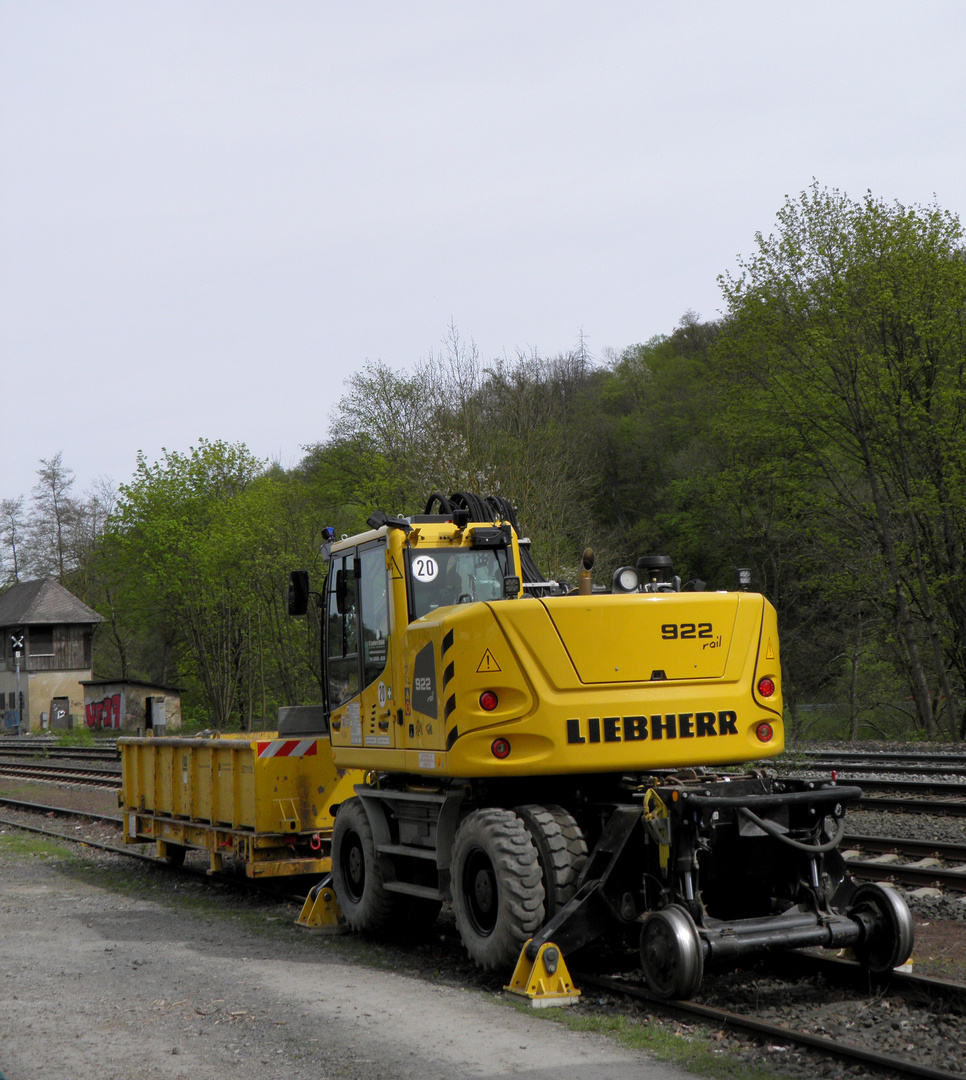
[3,1,965,504]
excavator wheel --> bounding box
[513,803,588,920]
[451,808,545,970]
[639,905,705,999]
[331,798,397,933]
[849,883,915,973]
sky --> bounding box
[2,1,965,504]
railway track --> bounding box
[0,744,119,765]
[0,795,305,905]
[843,833,966,892]
[581,959,966,1080]
[0,761,121,788]
[789,748,966,765]
[2,789,965,1079]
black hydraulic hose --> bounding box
[737,806,847,853]
[422,490,552,592]
[423,492,455,514]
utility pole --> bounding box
[10,630,24,734]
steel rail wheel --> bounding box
[513,803,588,920]
[640,905,705,999]
[849,882,915,973]
[331,798,397,933]
[451,808,544,970]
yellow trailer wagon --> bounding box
[118,710,362,877]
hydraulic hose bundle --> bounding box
[422,491,549,592]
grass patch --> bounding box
[0,831,76,860]
[55,727,96,748]
[518,1001,788,1080]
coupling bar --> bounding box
[701,913,861,964]
[676,785,862,810]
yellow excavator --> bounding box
[287,492,913,999]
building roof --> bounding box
[0,579,103,627]
[82,677,182,693]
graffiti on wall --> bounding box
[86,693,122,730]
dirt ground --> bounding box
[0,839,697,1080]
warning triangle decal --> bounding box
[765,638,775,660]
[390,557,404,580]
[477,650,502,674]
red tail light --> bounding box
[491,738,511,759]
[479,691,499,711]
[757,677,776,698]
[756,723,774,743]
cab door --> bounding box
[326,539,395,749]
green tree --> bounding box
[104,440,266,726]
[716,183,966,738]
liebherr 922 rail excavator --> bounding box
[287,492,913,999]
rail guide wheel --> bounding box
[848,883,915,973]
[639,905,705,999]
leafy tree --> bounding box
[716,183,966,738]
[310,327,605,584]
[593,314,725,584]
[103,440,266,726]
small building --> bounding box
[0,579,103,733]
[80,677,182,733]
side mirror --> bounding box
[288,570,310,616]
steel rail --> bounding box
[858,794,966,816]
[0,746,119,763]
[0,803,305,904]
[0,794,122,825]
[579,972,966,1080]
[790,760,966,778]
[787,750,966,764]
[0,762,121,788]
[843,832,966,860]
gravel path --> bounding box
[0,838,696,1080]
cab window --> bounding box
[327,541,389,707]
[326,555,359,707]
[359,544,389,688]
[408,548,508,620]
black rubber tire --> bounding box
[513,803,588,920]
[451,808,545,970]
[849,882,915,972]
[331,798,397,933]
[640,905,705,999]
[163,843,186,867]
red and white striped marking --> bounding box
[256,738,318,759]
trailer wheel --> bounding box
[331,798,397,933]
[163,843,186,867]
[640,905,704,999]
[451,808,544,970]
[513,804,588,920]
[849,883,915,973]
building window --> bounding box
[29,627,55,657]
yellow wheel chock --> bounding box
[297,875,342,932]
[505,939,581,1007]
